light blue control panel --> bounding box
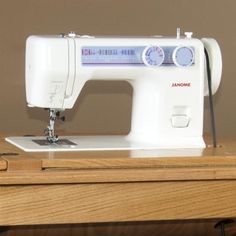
[81,46,195,67]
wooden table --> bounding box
[0,135,236,227]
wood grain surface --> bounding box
[1,167,236,185]
[1,135,236,226]
[1,181,236,225]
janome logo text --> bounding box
[172,83,191,87]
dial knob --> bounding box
[173,46,194,67]
[142,46,164,67]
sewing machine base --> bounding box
[5,136,205,152]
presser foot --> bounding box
[44,128,59,143]
[44,109,65,144]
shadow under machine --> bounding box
[6,29,222,152]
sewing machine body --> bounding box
[6,32,222,152]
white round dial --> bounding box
[142,46,165,67]
[173,46,194,67]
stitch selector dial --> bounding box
[142,46,165,67]
[173,46,194,67]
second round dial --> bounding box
[173,46,194,67]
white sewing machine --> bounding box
[6,29,222,152]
